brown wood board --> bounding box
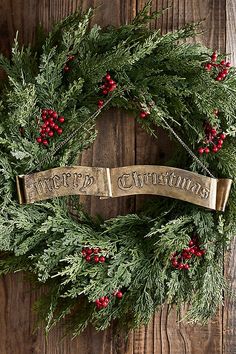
[0,1,234,353]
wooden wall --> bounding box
[0,0,235,353]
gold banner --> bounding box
[16,165,232,211]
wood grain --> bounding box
[0,0,234,353]
[223,2,236,353]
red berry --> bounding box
[48,109,53,115]
[42,109,48,116]
[50,122,55,128]
[205,63,212,71]
[85,255,91,262]
[189,240,194,246]
[93,248,100,254]
[102,89,108,95]
[97,100,104,108]
[220,60,226,66]
[48,131,54,137]
[226,62,231,67]
[64,66,70,72]
[222,69,229,75]
[219,72,226,79]
[184,264,190,270]
[42,139,49,145]
[45,126,51,133]
[172,260,179,267]
[198,147,204,155]
[116,291,123,299]
[109,83,117,92]
[109,79,115,85]
[99,256,106,263]
[189,248,196,254]
[86,248,93,255]
[52,112,58,119]
[58,116,65,123]
[178,263,184,270]
[211,128,217,136]
[204,147,210,154]
[218,139,224,146]
[212,146,218,153]
[220,133,226,140]
[211,52,217,61]
[68,55,75,61]
[140,111,148,119]
[195,251,202,257]
[36,137,42,143]
[41,114,47,120]
[103,298,109,307]
[54,124,59,130]
[105,73,111,81]
[57,128,63,135]
[94,256,100,263]
[216,76,222,81]
[99,297,105,302]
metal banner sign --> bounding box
[16,165,232,211]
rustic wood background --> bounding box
[0,0,235,353]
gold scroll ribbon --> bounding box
[16,165,232,211]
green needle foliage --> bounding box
[0,1,236,337]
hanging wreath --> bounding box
[0,2,236,336]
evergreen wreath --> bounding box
[0,2,236,336]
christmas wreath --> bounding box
[1,2,236,336]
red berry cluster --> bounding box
[63,55,75,73]
[204,52,231,81]
[198,120,226,155]
[139,111,150,119]
[97,73,117,108]
[95,290,123,310]
[171,237,206,271]
[95,296,110,309]
[36,109,65,145]
[100,72,117,96]
[81,247,106,263]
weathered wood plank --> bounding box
[0,0,234,353]
[223,2,236,353]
